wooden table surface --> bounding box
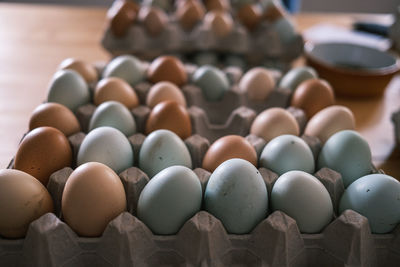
[0,3,399,178]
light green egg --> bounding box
[192,65,230,101]
[272,17,297,44]
[278,66,318,91]
[103,55,144,86]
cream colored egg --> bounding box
[203,11,233,37]
[146,81,186,108]
[239,67,275,101]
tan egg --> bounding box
[147,56,188,86]
[237,4,262,31]
[250,107,299,143]
[0,169,53,238]
[94,77,139,109]
[291,79,335,119]
[62,162,126,237]
[204,0,230,11]
[146,81,186,108]
[202,135,257,172]
[14,127,72,186]
[239,67,275,100]
[107,0,139,37]
[304,105,356,143]
[59,58,98,84]
[138,6,168,37]
[29,103,81,137]
[263,1,286,22]
[203,11,233,37]
[146,100,192,139]
[176,0,206,31]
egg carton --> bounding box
[392,109,400,146]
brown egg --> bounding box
[62,162,126,237]
[146,81,186,108]
[14,127,72,186]
[146,100,192,139]
[59,58,98,84]
[147,56,188,86]
[263,1,286,22]
[291,78,335,119]
[202,135,257,172]
[138,6,168,37]
[176,0,206,31]
[94,77,139,109]
[239,67,275,100]
[29,103,81,137]
[107,0,139,37]
[203,11,233,37]
[250,107,299,143]
[204,0,230,11]
[237,4,262,31]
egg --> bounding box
[0,169,54,238]
[107,0,138,37]
[103,55,144,86]
[250,107,299,143]
[203,11,233,37]
[62,162,126,237]
[29,102,81,137]
[239,67,275,101]
[89,101,136,136]
[146,81,186,108]
[47,69,90,111]
[77,127,133,174]
[204,158,268,234]
[339,174,400,234]
[94,77,139,109]
[263,0,286,22]
[139,129,192,177]
[204,0,230,11]
[176,0,205,30]
[291,78,335,119]
[192,65,230,101]
[147,56,188,86]
[317,130,372,188]
[202,135,257,172]
[138,6,168,36]
[58,58,98,84]
[272,17,297,44]
[237,4,262,31]
[278,66,318,91]
[271,171,333,233]
[137,166,202,234]
[14,127,72,186]
[304,105,356,143]
[143,0,172,11]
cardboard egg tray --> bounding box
[392,109,400,146]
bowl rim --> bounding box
[304,41,400,77]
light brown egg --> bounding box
[14,127,72,186]
[176,0,206,31]
[239,67,275,100]
[146,81,186,108]
[291,78,335,119]
[263,1,286,22]
[147,56,188,86]
[204,0,230,11]
[237,4,262,31]
[202,135,257,172]
[59,58,98,84]
[29,103,81,137]
[107,0,139,37]
[61,162,126,237]
[250,107,299,143]
[145,100,192,139]
[0,169,53,239]
[304,105,356,143]
[138,6,168,36]
[94,77,139,109]
[203,11,233,37]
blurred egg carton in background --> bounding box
[392,109,400,146]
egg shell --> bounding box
[58,58,98,84]
[239,67,275,101]
[263,0,286,22]
[138,6,168,36]
[250,107,299,143]
[202,135,257,172]
[47,69,90,112]
[259,135,315,175]
[176,0,205,31]
[139,129,192,177]
[304,105,356,143]
[14,127,72,186]
[0,169,54,238]
[279,66,318,91]
[137,166,202,235]
[89,101,137,136]
[147,56,188,86]
[271,170,333,233]
[204,0,230,11]
[77,126,134,174]
[146,81,186,108]
[145,100,192,139]
[94,77,139,109]
[339,174,400,234]
[29,102,81,137]
[203,11,234,38]
[237,4,262,31]
[192,65,230,101]
[272,17,297,44]
[204,158,268,234]
[103,55,144,86]
[107,0,138,37]
[62,162,126,237]
[317,130,372,188]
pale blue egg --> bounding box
[103,55,144,86]
[278,66,318,91]
[192,65,230,101]
[272,17,297,44]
